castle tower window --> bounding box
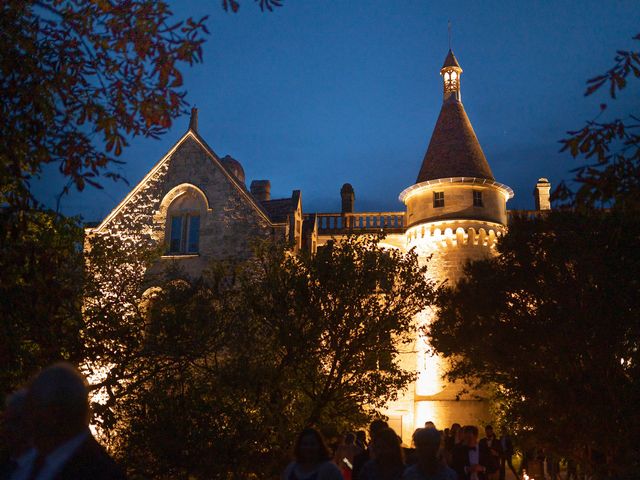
[169,214,200,253]
[433,191,445,208]
[473,190,483,207]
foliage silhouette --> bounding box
[557,33,640,211]
[82,234,434,479]
[0,0,208,207]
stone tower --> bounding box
[398,49,514,430]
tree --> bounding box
[0,209,84,398]
[557,33,640,210]
[429,211,640,478]
[1,0,288,208]
[83,235,435,478]
[0,0,208,207]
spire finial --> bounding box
[448,20,452,50]
[189,106,198,132]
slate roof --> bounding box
[442,49,461,69]
[416,97,494,182]
[260,192,300,223]
[261,199,293,223]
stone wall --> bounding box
[376,219,506,441]
[405,182,509,227]
[88,133,283,279]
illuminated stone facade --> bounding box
[87,126,305,279]
[88,50,549,444]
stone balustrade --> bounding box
[307,212,406,234]
[306,209,547,237]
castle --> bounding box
[87,49,550,443]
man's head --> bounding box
[463,425,479,447]
[485,425,494,438]
[369,419,389,440]
[412,427,441,464]
[26,363,89,451]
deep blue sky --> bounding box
[35,0,640,220]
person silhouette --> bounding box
[282,428,343,480]
[357,427,405,480]
[402,428,456,480]
[9,362,125,480]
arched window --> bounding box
[165,189,204,254]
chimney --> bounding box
[189,107,198,132]
[534,178,551,211]
[340,183,355,213]
[250,180,271,202]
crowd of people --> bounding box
[283,420,523,480]
[1,362,560,480]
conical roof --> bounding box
[416,98,494,182]
[442,49,461,69]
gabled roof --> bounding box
[416,98,494,182]
[442,49,461,69]
[92,130,279,233]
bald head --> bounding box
[26,363,89,449]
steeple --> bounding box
[415,49,494,183]
[441,49,462,102]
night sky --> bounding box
[34,0,640,221]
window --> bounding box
[433,191,445,208]
[169,214,200,254]
[473,190,483,207]
[163,187,206,255]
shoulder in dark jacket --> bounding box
[55,436,125,480]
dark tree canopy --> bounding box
[0,0,208,207]
[430,211,640,478]
[81,234,434,479]
[0,210,84,397]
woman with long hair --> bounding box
[357,427,405,480]
[282,428,344,480]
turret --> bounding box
[401,48,513,228]
[395,48,515,432]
